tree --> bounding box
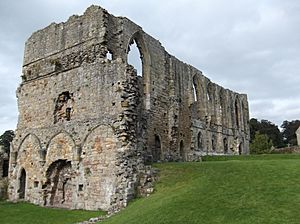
[249,118,283,148]
[281,120,300,146]
[0,130,15,154]
[250,132,273,154]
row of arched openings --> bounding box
[192,76,245,129]
[196,132,230,154]
[153,135,185,161]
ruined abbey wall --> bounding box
[9,5,249,211]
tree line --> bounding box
[250,119,300,154]
[0,130,14,155]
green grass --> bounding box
[2,155,300,224]
[103,154,300,224]
[202,153,300,161]
[0,201,104,224]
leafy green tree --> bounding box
[0,130,15,154]
[250,132,273,154]
[249,118,283,148]
[281,120,300,146]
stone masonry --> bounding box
[8,5,250,211]
[296,126,300,146]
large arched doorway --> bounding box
[153,135,161,162]
[44,160,73,208]
[211,135,216,152]
[19,168,26,199]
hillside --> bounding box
[103,155,300,224]
[1,155,300,224]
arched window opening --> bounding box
[235,99,239,128]
[212,136,216,152]
[241,101,248,131]
[207,83,213,103]
[192,82,197,102]
[153,135,161,162]
[206,93,210,102]
[197,132,202,150]
[19,168,26,199]
[128,40,142,76]
[239,143,243,155]
[219,92,224,116]
[192,75,199,102]
[223,138,228,154]
[106,51,113,60]
[180,140,184,159]
[220,90,228,127]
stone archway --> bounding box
[44,160,73,208]
[19,168,26,199]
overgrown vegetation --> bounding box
[0,201,105,224]
[249,118,283,148]
[250,132,273,154]
[0,130,15,155]
[249,118,300,154]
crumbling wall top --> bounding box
[24,5,108,65]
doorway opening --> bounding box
[19,168,26,199]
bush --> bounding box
[250,132,273,154]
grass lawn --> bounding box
[2,154,300,224]
[103,154,300,224]
[0,201,104,224]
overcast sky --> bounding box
[0,0,299,134]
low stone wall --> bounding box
[272,146,300,154]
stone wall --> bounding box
[9,5,250,211]
[296,126,300,146]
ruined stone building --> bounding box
[8,5,250,211]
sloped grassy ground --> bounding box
[103,154,300,224]
[1,155,300,224]
[0,201,104,224]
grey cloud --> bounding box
[0,0,299,134]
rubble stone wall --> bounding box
[9,5,250,211]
